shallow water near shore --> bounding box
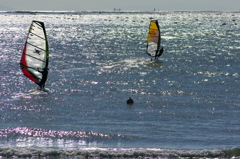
[1,10,240,158]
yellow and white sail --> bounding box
[147,20,161,57]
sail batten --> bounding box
[23,53,47,63]
[26,42,46,52]
[146,20,161,58]
[21,64,42,71]
[29,32,46,40]
[20,20,49,89]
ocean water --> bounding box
[1,11,240,158]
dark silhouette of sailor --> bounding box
[37,67,48,90]
[155,47,164,59]
[127,97,134,104]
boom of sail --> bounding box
[20,20,49,88]
[146,20,162,58]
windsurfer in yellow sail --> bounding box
[147,20,164,60]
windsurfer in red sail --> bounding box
[20,20,49,91]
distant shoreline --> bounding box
[1,10,240,15]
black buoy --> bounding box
[127,97,134,105]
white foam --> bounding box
[0,147,232,158]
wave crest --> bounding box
[0,127,127,139]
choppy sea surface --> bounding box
[1,10,240,158]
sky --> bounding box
[0,0,240,11]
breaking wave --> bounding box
[0,128,240,158]
[0,147,240,158]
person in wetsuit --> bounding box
[127,97,134,105]
[155,47,164,59]
[38,67,48,90]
